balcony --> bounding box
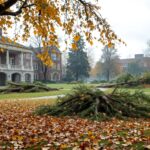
[0,64,33,71]
[10,64,22,70]
[0,50,33,71]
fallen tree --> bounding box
[0,82,59,93]
[97,75,150,88]
[35,86,150,120]
[96,81,139,88]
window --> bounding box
[34,73,39,80]
[51,53,57,61]
[25,74,31,83]
[52,63,57,69]
[24,53,31,59]
[10,57,15,65]
[57,63,61,70]
[34,63,38,70]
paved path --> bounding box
[14,95,65,100]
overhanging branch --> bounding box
[0,0,34,16]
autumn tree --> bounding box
[101,45,119,81]
[0,0,124,64]
[31,36,49,81]
[66,35,90,81]
[90,61,102,79]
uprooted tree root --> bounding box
[35,86,150,120]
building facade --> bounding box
[119,54,150,74]
[0,29,62,85]
[0,40,34,86]
[33,46,62,82]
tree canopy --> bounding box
[0,0,126,65]
[0,0,125,47]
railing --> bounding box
[0,64,33,70]
[0,64,7,69]
[10,64,22,69]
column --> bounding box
[31,72,34,83]
[6,50,10,69]
[21,73,25,82]
[21,52,24,70]
[31,53,33,70]
[7,73,11,82]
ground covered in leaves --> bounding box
[0,100,150,150]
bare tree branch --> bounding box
[0,0,18,15]
[0,0,34,16]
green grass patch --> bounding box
[47,83,99,89]
[0,89,67,100]
[0,83,99,100]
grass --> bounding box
[0,83,99,100]
[47,83,99,89]
[106,87,150,95]
[0,90,67,100]
[1,82,150,100]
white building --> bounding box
[0,29,34,86]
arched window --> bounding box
[12,73,21,83]
[0,72,7,86]
[25,73,31,83]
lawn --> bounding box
[106,87,150,95]
[1,82,150,100]
[0,83,99,100]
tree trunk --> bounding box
[106,70,110,82]
[43,67,48,81]
[75,72,79,81]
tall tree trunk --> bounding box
[75,72,79,81]
[43,67,48,81]
[106,69,110,82]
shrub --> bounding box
[116,73,134,83]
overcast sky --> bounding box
[7,0,150,63]
[92,0,150,61]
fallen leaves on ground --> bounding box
[0,100,149,150]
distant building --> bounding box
[119,54,150,73]
[0,29,34,86]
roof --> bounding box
[0,36,32,51]
[33,45,61,54]
[119,56,150,64]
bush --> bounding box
[67,81,84,84]
[116,73,134,83]
[141,72,150,84]
[90,80,100,84]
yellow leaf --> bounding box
[89,40,93,45]
[72,43,78,50]
[73,35,80,42]
[108,42,112,48]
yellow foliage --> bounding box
[108,42,113,48]
[72,43,78,51]
[37,50,53,67]
[73,35,80,42]
[0,0,125,66]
